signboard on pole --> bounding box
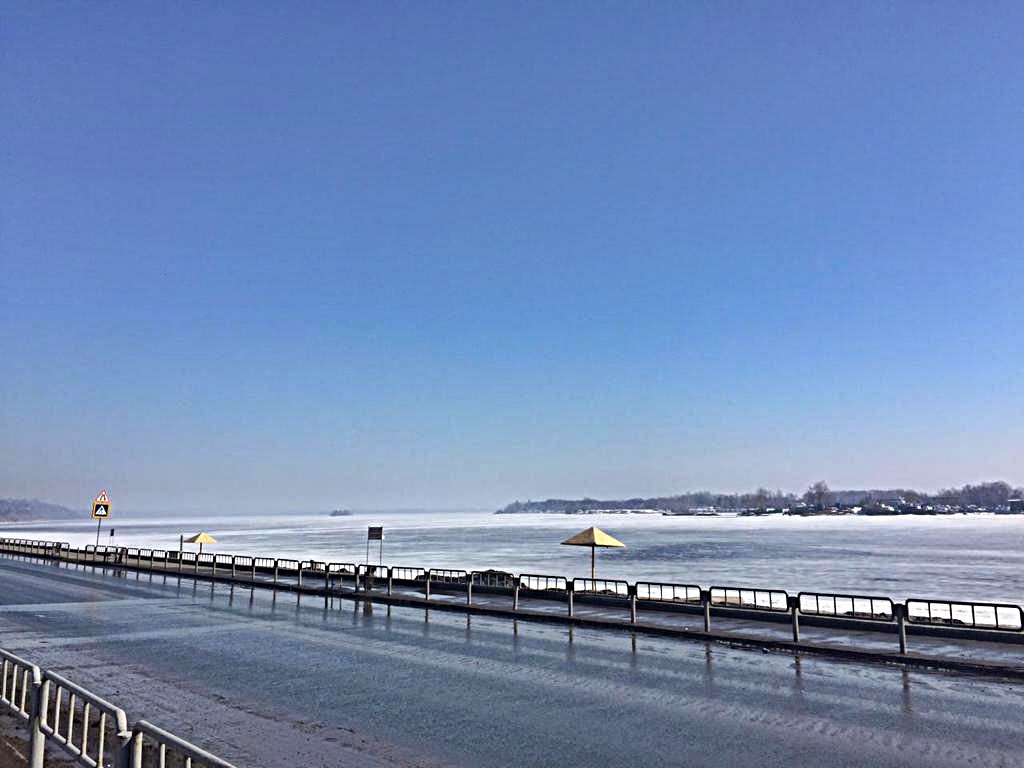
[91,489,111,547]
[366,526,384,566]
[91,490,111,519]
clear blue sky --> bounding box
[2,3,1021,512]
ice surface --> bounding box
[7,511,1023,603]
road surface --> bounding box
[0,556,1021,767]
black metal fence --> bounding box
[3,537,1022,661]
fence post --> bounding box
[387,567,393,596]
[513,578,519,611]
[789,596,800,643]
[110,726,130,768]
[251,559,256,582]
[27,672,44,768]
[324,566,330,592]
[629,585,637,624]
[567,582,574,618]
[115,728,140,768]
[467,577,473,606]
[273,560,279,586]
[896,603,908,654]
[425,572,431,601]
[212,556,217,578]
[132,731,144,768]
[297,563,303,590]
[702,589,711,632]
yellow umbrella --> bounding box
[183,532,218,554]
[561,526,625,579]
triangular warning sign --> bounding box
[95,489,110,504]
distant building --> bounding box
[1010,499,1023,513]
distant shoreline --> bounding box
[0,498,80,525]
[0,517,81,525]
[497,482,1023,517]
[495,508,1023,518]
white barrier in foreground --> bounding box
[0,647,236,768]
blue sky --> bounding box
[2,3,1021,512]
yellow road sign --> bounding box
[91,489,111,519]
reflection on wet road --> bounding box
[1,557,1021,767]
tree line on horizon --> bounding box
[497,480,1024,514]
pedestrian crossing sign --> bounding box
[91,490,111,519]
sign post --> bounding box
[367,526,384,566]
[91,490,111,546]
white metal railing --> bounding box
[0,646,237,768]
[39,671,131,768]
[131,720,238,768]
[1,648,39,722]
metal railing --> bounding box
[131,720,238,768]
[1,648,39,722]
[470,570,516,588]
[39,671,130,768]
[710,586,789,612]
[906,598,1023,631]
[0,645,236,768]
[572,578,629,598]
[328,562,357,589]
[2,536,1024,660]
[390,566,427,583]
[518,574,567,593]
[798,592,894,622]
[635,581,701,604]
[428,568,468,585]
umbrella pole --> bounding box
[591,546,595,579]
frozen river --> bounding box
[5,511,1024,604]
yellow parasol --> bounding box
[183,532,218,554]
[561,526,625,578]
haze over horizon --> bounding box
[3,4,1021,513]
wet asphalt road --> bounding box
[0,556,1022,768]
